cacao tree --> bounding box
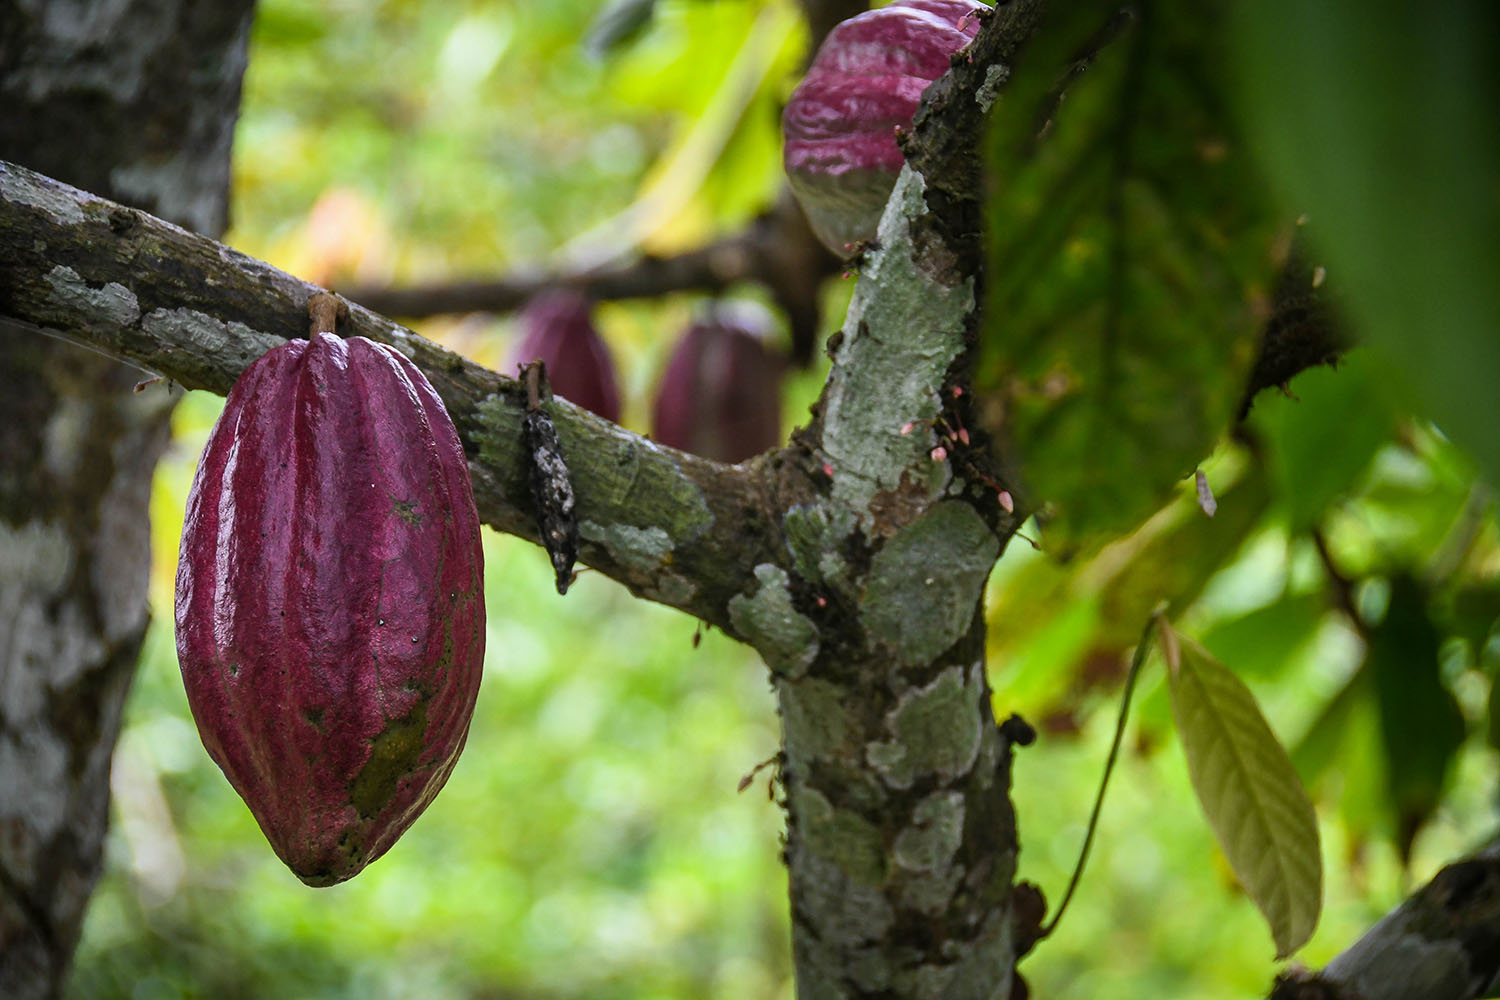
[3,1,1500,999]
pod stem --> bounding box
[1039,610,1160,940]
[307,291,349,336]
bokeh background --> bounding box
[69,1,1500,997]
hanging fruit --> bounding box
[782,0,985,256]
[652,304,785,464]
[509,290,622,423]
[175,295,485,886]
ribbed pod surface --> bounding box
[175,333,484,886]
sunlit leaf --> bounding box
[1162,622,1322,958]
[1366,574,1466,862]
[978,0,1278,554]
[1230,0,1500,485]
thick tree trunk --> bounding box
[756,168,1024,997]
[0,3,253,997]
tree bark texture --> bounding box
[0,3,254,998]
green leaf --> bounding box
[1199,591,1328,680]
[1230,0,1500,485]
[1250,352,1397,532]
[1162,622,1322,958]
[1289,665,1367,787]
[978,0,1278,554]
[1437,582,1500,660]
[1366,574,1466,863]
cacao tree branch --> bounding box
[343,191,839,367]
[0,159,781,636]
[1269,840,1500,1000]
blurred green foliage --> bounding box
[70,0,1500,998]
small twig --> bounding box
[1039,610,1158,940]
[737,753,781,794]
[342,193,837,366]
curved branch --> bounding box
[0,159,781,635]
[342,191,838,366]
[1270,841,1500,1000]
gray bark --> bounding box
[0,2,254,997]
[1271,841,1500,1000]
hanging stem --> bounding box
[307,290,347,335]
[1039,608,1160,939]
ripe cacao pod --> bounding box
[782,0,984,256]
[509,291,622,423]
[175,332,485,886]
[651,305,784,464]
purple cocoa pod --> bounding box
[782,0,985,256]
[175,333,485,886]
[652,305,785,464]
[509,291,622,422]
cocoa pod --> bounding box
[175,332,485,886]
[509,291,622,423]
[651,305,785,464]
[782,0,984,256]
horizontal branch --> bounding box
[343,191,838,366]
[0,159,785,634]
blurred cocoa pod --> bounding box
[652,304,785,464]
[510,291,622,422]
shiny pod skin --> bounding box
[175,333,485,886]
[782,0,985,255]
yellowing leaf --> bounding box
[1161,622,1322,958]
